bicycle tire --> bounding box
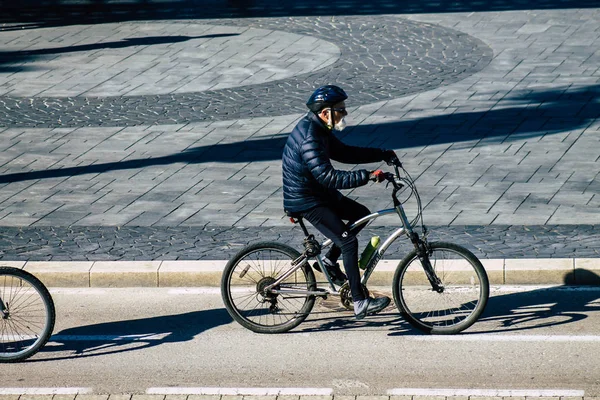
[392,242,489,334]
[221,242,317,334]
[0,267,56,362]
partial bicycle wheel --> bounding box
[392,242,489,334]
[0,267,56,362]
[221,242,317,334]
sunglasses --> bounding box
[331,107,347,114]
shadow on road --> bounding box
[299,269,600,335]
[1,84,598,184]
[474,268,600,333]
[2,0,599,27]
[28,308,232,362]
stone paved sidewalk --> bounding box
[0,3,599,261]
[1,225,599,261]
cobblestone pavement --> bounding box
[0,225,599,261]
[0,17,491,127]
[0,3,599,261]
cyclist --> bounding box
[282,84,399,320]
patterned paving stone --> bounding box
[0,23,340,97]
[0,5,599,262]
[0,225,599,261]
[0,16,492,128]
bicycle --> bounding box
[221,160,489,334]
[0,266,56,362]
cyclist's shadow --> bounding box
[472,269,600,334]
[31,308,232,362]
[298,270,600,335]
[297,288,414,334]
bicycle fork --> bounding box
[411,234,444,293]
[395,203,444,293]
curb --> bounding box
[0,392,593,399]
[2,258,600,287]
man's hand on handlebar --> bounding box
[370,169,403,191]
[370,168,400,189]
[369,169,386,182]
[370,169,395,183]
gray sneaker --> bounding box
[354,296,391,320]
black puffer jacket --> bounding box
[282,112,387,213]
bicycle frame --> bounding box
[266,202,419,296]
[265,162,445,297]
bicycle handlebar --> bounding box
[385,158,402,181]
[383,171,403,190]
[381,162,425,233]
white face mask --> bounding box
[334,117,347,131]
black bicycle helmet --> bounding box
[306,85,348,112]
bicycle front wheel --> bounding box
[0,267,56,362]
[221,242,317,334]
[392,242,489,334]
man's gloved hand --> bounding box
[383,149,401,166]
[369,169,386,182]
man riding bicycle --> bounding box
[282,84,399,320]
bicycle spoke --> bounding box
[0,269,55,362]
[395,243,488,333]
[222,243,316,333]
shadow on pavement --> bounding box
[1,0,600,27]
[0,34,239,69]
[300,270,600,335]
[470,268,600,334]
[475,283,600,334]
[27,308,232,362]
[1,84,598,184]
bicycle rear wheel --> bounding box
[221,242,317,334]
[392,242,489,334]
[0,267,56,362]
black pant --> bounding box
[301,196,370,301]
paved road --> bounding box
[0,3,599,262]
[2,287,600,395]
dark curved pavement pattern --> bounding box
[0,16,491,127]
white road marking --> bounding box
[49,333,600,343]
[51,333,170,341]
[50,285,600,294]
[49,288,109,294]
[0,388,93,395]
[490,285,600,292]
[387,388,585,397]
[168,288,222,294]
[147,387,334,395]
[413,334,600,342]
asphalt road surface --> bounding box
[3,286,600,395]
